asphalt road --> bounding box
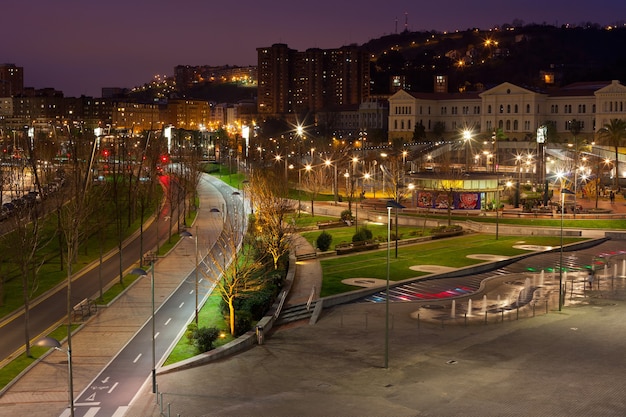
[0,176,178,365]
[61,177,244,417]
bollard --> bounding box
[516,305,519,320]
[256,325,264,345]
[417,313,420,331]
[464,312,467,327]
[532,302,536,317]
[545,300,548,314]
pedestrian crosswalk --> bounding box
[59,406,128,417]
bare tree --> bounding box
[3,193,53,357]
[301,164,330,216]
[249,170,295,270]
[198,205,263,335]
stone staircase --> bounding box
[276,301,319,325]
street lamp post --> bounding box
[181,228,199,325]
[35,337,74,417]
[462,130,472,172]
[131,251,158,393]
[275,154,288,182]
[559,188,575,311]
[324,159,338,205]
[385,200,405,369]
[352,157,359,228]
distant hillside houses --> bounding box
[388,80,626,142]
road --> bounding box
[0,175,187,364]
[60,177,244,417]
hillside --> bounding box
[363,24,626,94]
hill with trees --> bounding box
[363,23,626,94]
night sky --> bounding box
[3,0,623,97]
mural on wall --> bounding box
[417,192,434,208]
[456,192,480,209]
[415,191,481,210]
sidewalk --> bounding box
[0,174,227,417]
[4,183,626,416]
[125,248,626,417]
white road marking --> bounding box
[84,408,100,417]
[133,353,142,363]
[112,406,129,417]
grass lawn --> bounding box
[300,223,425,250]
[163,292,234,366]
[319,234,586,297]
[421,212,626,230]
[0,324,79,390]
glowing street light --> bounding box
[131,252,159,393]
[384,199,405,368]
[35,337,74,417]
[462,129,472,171]
[325,159,338,204]
[180,229,199,325]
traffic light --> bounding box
[160,154,169,164]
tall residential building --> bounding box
[257,44,370,117]
[0,64,24,97]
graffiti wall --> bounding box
[416,191,481,210]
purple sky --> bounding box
[3,0,623,97]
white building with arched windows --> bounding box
[388,80,626,143]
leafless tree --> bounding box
[248,170,295,270]
[198,204,263,335]
[301,164,330,216]
[3,193,54,356]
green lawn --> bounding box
[420,212,626,230]
[319,234,585,297]
[0,324,79,389]
[300,223,426,250]
[163,292,234,365]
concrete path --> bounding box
[3,183,626,417]
[0,174,228,417]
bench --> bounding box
[317,220,348,229]
[335,241,380,255]
[296,251,317,261]
[72,298,97,321]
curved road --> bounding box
[0,175,180,364]
[65,175,244,417]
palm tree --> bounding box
[598,119,626,189]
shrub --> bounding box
[234,310,253,336]
[185,322,198,344]
[352,226,373,243]
[237,290,274,320]
[430,225,463,234]
[340,209,353,221]
[193,326,220,353]
[317,230,333,251]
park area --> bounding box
[298,227,585,297]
